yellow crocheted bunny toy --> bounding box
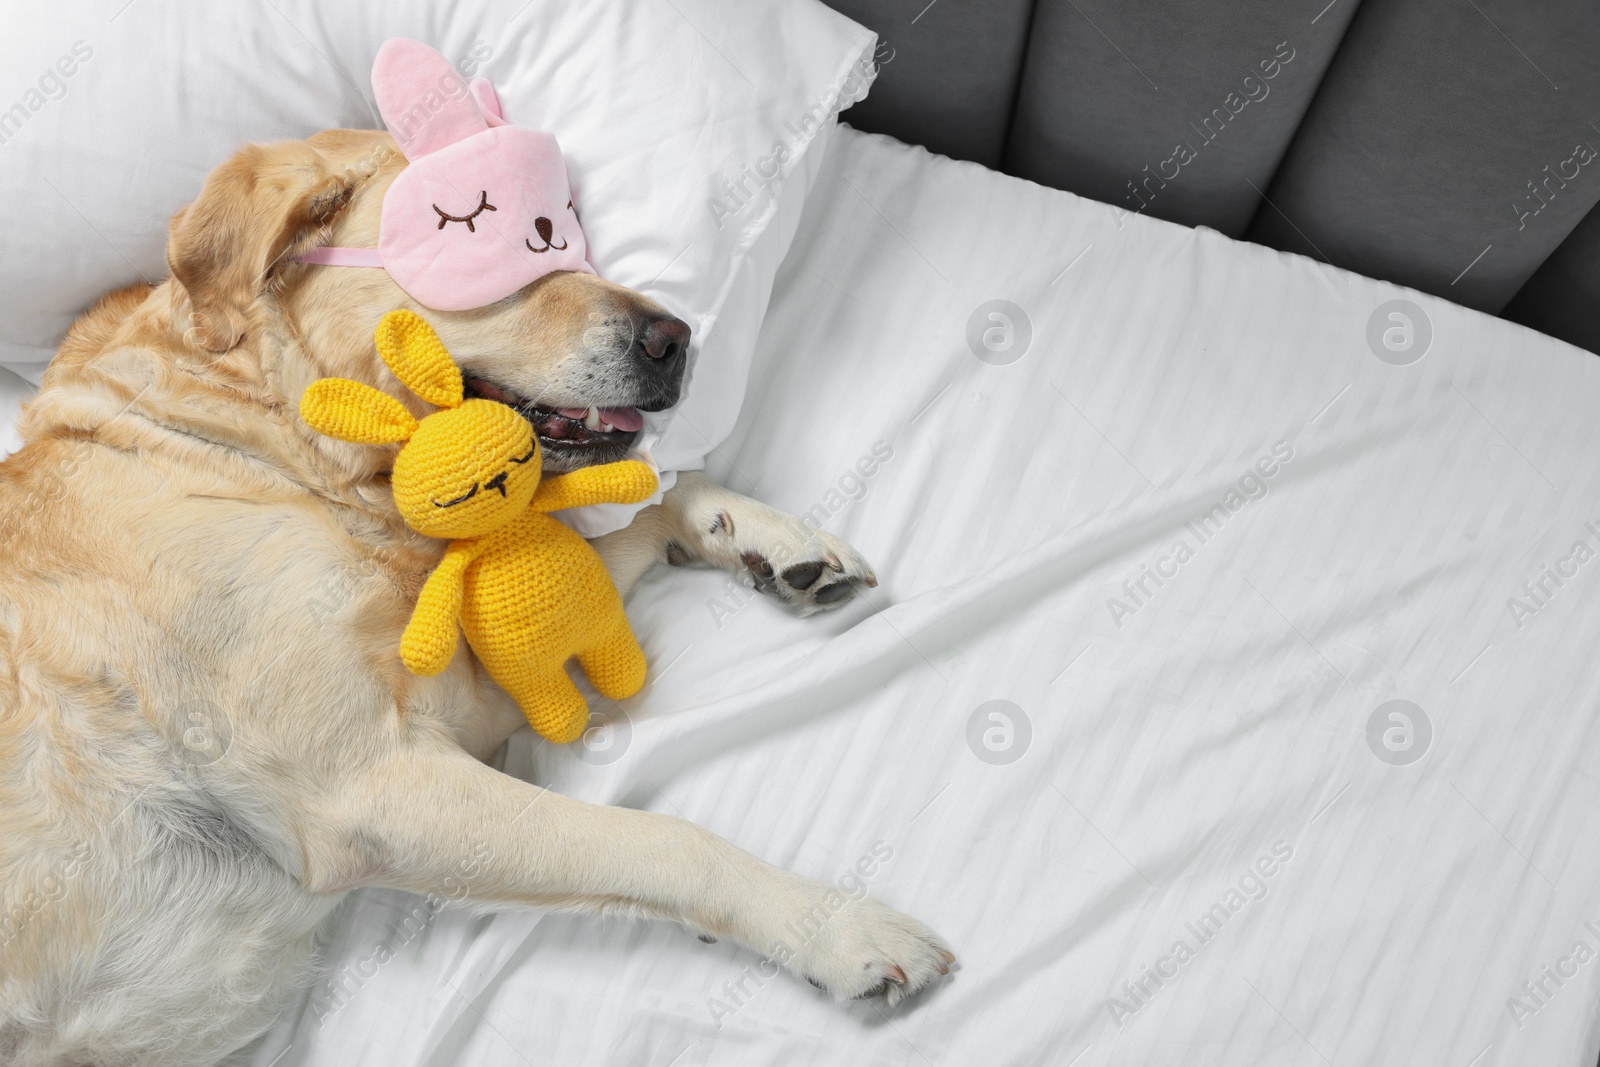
[300,309,658,743]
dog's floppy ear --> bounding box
[300,378,419,445]
[167,141,351,353]
[374,309,463,409]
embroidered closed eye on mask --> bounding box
[298,37,594,310]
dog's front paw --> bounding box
[781,893,954,1005]
[668,483,878,614]
[734,518,877,615]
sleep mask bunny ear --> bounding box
[297,37,594,310]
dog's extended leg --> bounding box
[317,743,952,1003]
[591,471,878,612]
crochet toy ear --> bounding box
[372,37,488,159]
[300,378,419,445]
[374,309,464,409]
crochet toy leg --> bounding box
[577,619,648,701]
[503,667,591,745]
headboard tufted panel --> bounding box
[818,0,1036,168]
[1246,0,1600,317]
[822,0,1600,354]
[1005,1,1359,239]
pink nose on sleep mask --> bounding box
[297,37,594,311]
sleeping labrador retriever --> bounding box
[0,128,951,1066]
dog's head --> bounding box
[165,128,688,473]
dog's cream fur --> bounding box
[0,130,949,1066]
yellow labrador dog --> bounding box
[0,129,951,1066]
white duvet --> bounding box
[209,126,1600,1066]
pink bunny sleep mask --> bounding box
[298,37,594,310]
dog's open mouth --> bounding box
[463,376,644,453]
[524,403,644,443]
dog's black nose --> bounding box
[638,315,690,363]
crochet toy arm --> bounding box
[399,540,477,676]
[531,459,657,513]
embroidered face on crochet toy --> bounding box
[298,37,594,311]
[300,310,542,540]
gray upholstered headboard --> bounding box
[821,0,1600,355]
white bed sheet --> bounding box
[241,126,1600,1067]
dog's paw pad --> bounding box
[681,490,879,614]
[812,580,856,605]
[781,560,825,590]
[761,527,877,614]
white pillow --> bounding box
[0,1,877,534]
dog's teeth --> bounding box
[583,406,602,431]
